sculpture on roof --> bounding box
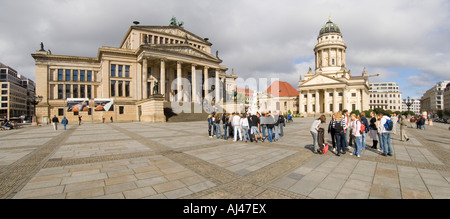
[170,16,184,27]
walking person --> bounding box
[52,115,59,131]
[380,111,393,156]
[61,117,68,130]
[78,115,82,126]
[369,111,379,149]
[310,115,326,154]
[349,114,362,158]
[328,114,337,152]
[332,111,347,156]
[399,115,410,141]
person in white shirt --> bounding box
[379,111,393,156]
[232,113,242,142]
[349,114,362,158]
[240,113,250,142]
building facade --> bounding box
[444,83,450,113]
[369,82,403,111]
[298,18,370,117]
[0,62,35,121]
[32,20,238,124]
[402,98,421,115]
[258,81,299,114]
[420,81,450,114]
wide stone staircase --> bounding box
[164,102,212,122]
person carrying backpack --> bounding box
[360,113,369,151]
[332,111,347,156]
[379,111,393,157]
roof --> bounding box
[319,19,341,36]
[266,81,299,97]
[236,87,255,96]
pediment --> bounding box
[139,26,207,44]
[300,74,345,87]
[148,45,220,62]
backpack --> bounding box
[384,119,394,131]
[360,122,365,135]
[334,120,343,133]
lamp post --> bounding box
[406,96,412,116]
[30,95,43,126]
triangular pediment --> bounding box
[135,26,209,44]
[300,74,346,87]
[145,45,220,62]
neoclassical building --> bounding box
[32,19,238,124]
[298,18,370,117]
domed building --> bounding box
[298,17,370,116]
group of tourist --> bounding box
[207,111,286,143]
[312,109,401,157]
[1,118,16,130]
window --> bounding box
[87,71,92,82]
[118,65,123,77]
[125,81,130,97]
[111,80,116,97]
[312,94,316,98]
[66,84,71,99]
[65,69,71,81]
[125,66,130,78]
[304,105,307,112]
[1,84,7,88]
[304,94,307,98]
[329,93,333,97]
[58,69,63,81]
[118,81,123,96]
[58,108,64,116]
[338,92,343,96]
[1,97,7,101]
[80,85,85,98]
[332,59,335,65]
[1,103,7,107]
[58,84,64,99]
[111,65,116,77]
[1,90,7,95]
[87,85,92,99]
[312,104,316,112]
[73,70,78,81]
[352,93,356,97]
[330,104,333,112]
[352,104,356,111]
[73,85,78,98]
[80,70,85,82]
[119,106,124,114]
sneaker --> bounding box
[407,138,410,141]
[357,155,360,158]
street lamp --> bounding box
[30,95,43,126]
[406,96,412,116]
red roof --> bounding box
[266,81,299,97]
[236,87,254,96]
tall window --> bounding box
[87,85,92,99]
[73,70,78,81]
[65,84,71,99]
[73,85,78,98]
[80,85,85,98]
[125,66,130,77]
[80,70,85,82]
[118,65,123,77]
[58,69,64,81]
[125,81,130,97]
[118,81,123,96]
[87,71,92,82]
[65,69,71,81]
[111,65,116,77]
[111,80,116,97]
[58,84,64,99]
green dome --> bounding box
[319,20,341,35]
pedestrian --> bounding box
[207,114,213,138]
[343,109,350,149]
[260,111,268,141]
[272,111,280,141]
[249,112,263,142]
[61,116,68,130]
[222,113,229,140]
[369,111,379,150]
[278,111,285,137]
[102,116,105,123]
[232,112,242,142]
[110,116,113,123]
[399,115,410,141]
[78,115,82,126]
[349,114,362,158]
[328,114,337,152]
[380,111,393,156]
[310,115,326,154]
[332,111,347,156]
[241,113,250,142]
[214,113,222,139]
[266,111,275,143]
[360,113,369,151]
[391,113,398,135]
[52,115,59,131]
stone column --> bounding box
[333,88,338,113]
[204,66,209,100]
[343,88,348,111]
[324,89,328,113]
[143,59,148,99]
[177,61,182,102]
[191,64,197,103]
[215,69,220,104]
[307,91,311,114]
[160,59,166,98]
[315,90,319,114]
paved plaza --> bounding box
[0,118,449,199]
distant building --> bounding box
[369,82,402,111]
[0,62,35,120]
[402,98,421,115]
[259,80,299,114]
[443,83,450,113]
[420,81,450,114]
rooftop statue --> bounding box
[170,16,184,27]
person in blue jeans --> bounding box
[379,111,393,156]
[61,117,68,130]
[332,111,347,156]
[214,113,222,139]
[310,115,326,153]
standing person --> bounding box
[102,116,105,123]
[380,111,393,156]
[214,113,222,139]
[61,117,68,130]
[342,109,351,149]
[310,115,326,154]
[376,113,384,153]
[328,114,337,152]
[52,115,59,131]
[273,111,280,141]
[349,114,362,158]
[222,113,229,140]
[369,111,379,150]
[250,112,263,142]
[207,114,213,138]
[260,111,268,141]
[391,114,398,135]
[332,111,347,156]
[110,116,113,123]
[278,111,285,137]
[240,113,250,142]
[78,115,82,126]
[266,111,275,143]
[232,113,242,142]
[360,113,369,151]
[399,115,410,141]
